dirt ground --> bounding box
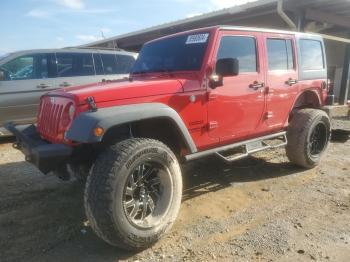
[0,137,349,262]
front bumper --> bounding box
[5,123,72,174]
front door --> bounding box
[0,53,57,126]
[208,31,266,143]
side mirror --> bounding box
[209,58,239,89]
[216,58,239,77]
[0,70,4,81]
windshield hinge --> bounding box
[86,96,97,112]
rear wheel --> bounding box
[84,138,182,250]
[286,109,331,168]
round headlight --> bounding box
[68,104,75,120]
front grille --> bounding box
[37,96,67,141]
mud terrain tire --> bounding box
[286,109,331,168]
[84,138,182,250]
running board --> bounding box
[185,131,287,162]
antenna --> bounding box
[100,30,106,39]
[113,40,118,51]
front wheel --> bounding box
[84,138,182,250]
[286,109,331,168]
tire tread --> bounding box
[84,138,179,250]
[286,109,330,168]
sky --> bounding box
[0,0,258,55]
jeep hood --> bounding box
[50,78,184,105]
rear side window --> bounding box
[267,39,294,70]
[56,53,95,77]
[101,54,118,75]
[300,39,324,70]
[217,36,257,73]
[116,55,135,74]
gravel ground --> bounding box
[0,137,349,262]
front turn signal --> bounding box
[94,127,104,137]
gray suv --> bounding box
[0,48,137,136]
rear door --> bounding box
[0,53,56,125]
[55,52,99,88]
[208,31,266,143]
[263,33,299,130]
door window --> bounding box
[101,54,118,75]
[56,53,95,77]
[0,54,49,81]
[93,53,104,75]
[217,36,257,73]
[267,39,294,71]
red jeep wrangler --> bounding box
[7,26,332,250]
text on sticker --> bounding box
[186,33,209,44]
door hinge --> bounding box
[207,92,218,100]
[265,112,273,119]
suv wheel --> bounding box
[286,109,331,168]
[84,138,182,250]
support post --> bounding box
[296,10,305,32]
[339,44,350,105]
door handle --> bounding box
[286,78,298,86]
[37,83,50,89]
[249,81,264,90]
[60,82,71,87]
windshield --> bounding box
[132,32,210,74]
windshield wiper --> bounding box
[132,70,148,74]
[132,68,176,74]
[154,68,175,73]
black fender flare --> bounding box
[66,103,197,153]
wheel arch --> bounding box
[292,89,322,110]
[288,89,322,122]
[66,103,197,154]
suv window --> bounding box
[56,53,95,77]
[217,36,257,73]
[93,53,104,75]
[300,39,324,70]
[0,54,50,81]
[267,39,294,71]
[101,54,118,75]
[116,55,135,74]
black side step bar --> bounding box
[185,131,287,162]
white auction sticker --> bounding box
[186,33,209,44]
